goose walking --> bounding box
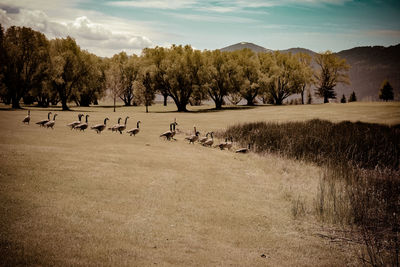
[217,137,233,150]
[127,121,141,136]
[199,132,209,144]
[36,112,52,127]
[67,114,83,129]
[108,117,121,132]
[117,116,129,134]
[235,144,251,153]
[74,115,89,131]
[44,114,58,129]
[160,122,178,141]
[91,118,109,133]
[203,132,214,147]
[185,126,200,144]
[22,110,30,124]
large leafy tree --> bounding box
[379,80,394,101]
[294,53,314,104]
[2,26,50,108]
[148,45,202,112]
[142,47,170,106]
[49,37,90,110]
[259,51,303,105]
[314,51,350,103]
[234,49,260,106]
[199,50,236,109]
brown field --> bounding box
[0,102,399,266]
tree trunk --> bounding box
[113,96,116,112]
[324,95,329,103]
[177,102,188,112]
[11,97,21,109]
[163,94,168,106]
[61,98,70,111]
[301,91,304,104]
[215,99,223,109]
[245,97,255,106]
[145,104,148,113]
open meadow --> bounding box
[0,102,399,266]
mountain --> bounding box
[220,42,271,53]
[335,45,400,101]
[219,42,400,101]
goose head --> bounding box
[137,121,141,128]
[47,112,52,119]
[53,114,58,120]
[104,117,109,124]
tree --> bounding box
[314,51,350,103]
[379,80,394,101]
[234,49,260,105]
[340,94,346,103]
[149,45,202,112]
[259,51,303,105]
[134,67,156,113]
[295,53,314,104]
[2,26,50,108]
[349,91,357,102]
[142,47,170,106]
[105,60,123,112]
[199,50,236,109]
[49,37,90,110]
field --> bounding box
[0,102,399,266]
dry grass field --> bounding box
[0,102,399,266]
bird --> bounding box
[117,116,129,134]
[67,114,83,129]
[108,117,121,132]
[160,122,178,141]
[127,121,141,136]
[185,126,200,144]
[36,112,52,127]
[235,143,251,153]
[198,132,209,144]
[203,131,214,147]
[217,137,233,150]
[22,110,30,124]
[44,114,58,129]
[74,115,89,131]
[91,118,109,133]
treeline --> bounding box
[0,25,350,111]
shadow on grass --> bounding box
[151,105,258,113]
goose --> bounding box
[235,143,251,153]
[44,114,58,129]
[36,112,51,127]
[127,121,141,136]
[203,131,214,147]
[22,110,30,124]
[198,132,209,144]
[218,137,233,150]
[108,117,121,132]
[91,118,109,133]
[74,115,89,131]
[160,122,178,141]
[185,126,200,144]
[67,114,83,129]
[117,116,129,134]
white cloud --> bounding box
[0,6,155,56]
[108,0,197,9]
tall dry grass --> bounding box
[223,119,400,266]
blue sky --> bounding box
[0,0,399,56]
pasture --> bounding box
[0,102,399,266]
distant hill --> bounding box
[219,42,400,101]
[220,42,271,53]
[335,45,400,101]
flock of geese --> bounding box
[22,110,250,153]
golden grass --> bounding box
[0,102,398,266]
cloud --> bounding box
[0,7,154,56]
[108,0,197,9]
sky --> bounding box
[0,0,399,57]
